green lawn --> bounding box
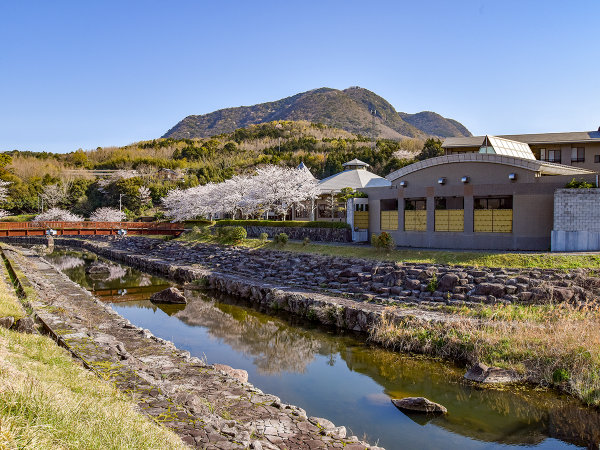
[178,232,600,269]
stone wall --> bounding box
[239,225,351,242]
[552,188,600,251]
[5,236,598,310]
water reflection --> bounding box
[48,249,600,450]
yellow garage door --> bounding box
[380,211,398,230]
[404,210,427,231]
[354,211,369,229]
[474,210,512,233]
[435,210,464,232]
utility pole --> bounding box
[119,194,124,213]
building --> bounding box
[443,130,600,173]
[308,159,390,221]
[360,134,597,250]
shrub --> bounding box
[217,226,246,244]
[427,274,439,293]
[565,178,595,189]
[274,233,289,246]
[259,232,269,243]
[372,232,395,253]
[302,236,311,246]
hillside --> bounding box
[163,87,471,140]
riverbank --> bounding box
[3,236,600,409]
[0,243,377,449]
[179,231,600,269]
[0,250,186,449]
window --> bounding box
[474,196,513,210]
[435,197,464,210]
[355,204,368,212]
[595,155,600,163]
[405,199,426,210]
[571,147,585,163]
[540,148,561,163]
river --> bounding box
[46,249,600,450]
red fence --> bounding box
[0,221,184,237]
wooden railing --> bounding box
[0,221,185,236]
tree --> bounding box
[416,138,444,161]
[89,207,126,222]
[34,208,83,222]
[41,183,69,209]
[138,186,151,209]
[0,180,11,218]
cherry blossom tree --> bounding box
[89,207,126,222]
[0,180,11,219]
[34,208,83,222]
[162,165,319,221]
[41,183,69,208]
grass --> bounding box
[176,232,600,269]
[370,305,600,407]
[0,258,186,449]
[1,214,36,223]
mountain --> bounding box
[162,87,471,140]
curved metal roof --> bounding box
[386,153,594,182]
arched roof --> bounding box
[386,153,593,182]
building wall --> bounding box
[364,162,596,251]
[552,188,600,251]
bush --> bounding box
[259,232,269,243]
[565,178,595,189]
[372,232,395,252]
[216,226,247,244]
[274,233,289,246]
[214,220,350,229]
[302,236,311,246]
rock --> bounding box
[473,282,506,297]
[309,417,336,430]
[86,262,111,274]
[552,287,575,303]
[391,397,447,414]
[438,273,460,292]
[464,362,521,384]
[213,364,248,383]
[417,267,437,281]
[149,287,187,304]
[405,279,420,290]
[0,316,15,329]
[13,317,35,333]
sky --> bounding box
[1,0,599,153]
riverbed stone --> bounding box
[464,362,522,384]
[150,287,187,304]
[391,397,447,414]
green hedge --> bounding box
[214,220,350,229]
[184,219,216,228]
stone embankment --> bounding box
[2,244,378,450]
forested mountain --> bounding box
[2,121,427,216]
[163,87,471,140]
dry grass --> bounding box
[370,306,600,406]
[0,328,187,449]
[0,259,186,449]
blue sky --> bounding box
[1,0,599,153]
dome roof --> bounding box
[318,167,390,193]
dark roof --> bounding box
[443,130,600,148]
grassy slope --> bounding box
[0,263,186,449]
